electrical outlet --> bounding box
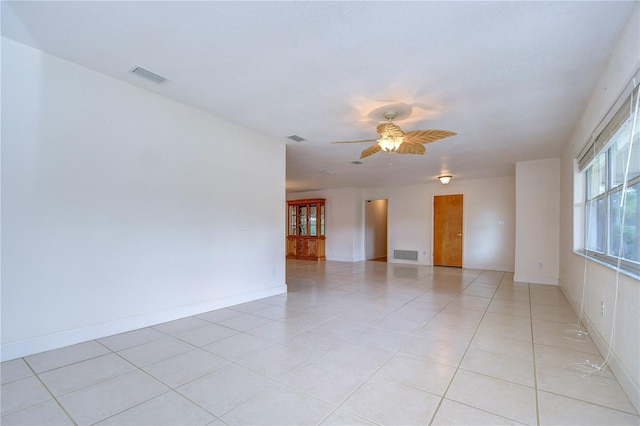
[601,301,605,317]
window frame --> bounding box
[580,78,640,277]
[583,151,640,275]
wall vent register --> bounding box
[394,250,419,261]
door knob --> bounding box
[457,233,462,237]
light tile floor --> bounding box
[2,260,638,425]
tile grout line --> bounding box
[122,325,306,422]
[529,289,639,417]
[154,289,374,423]
[315,267,454,425]
[529,282,542,426]
[69,342,201,424]
[31,338,222,424]
[21,356,78,426]
[300,268,446,423]
[7,342,163,424]
[426,271,506,425]
[428,272,541,425]
[296,271,437,425]
[107,347,225,423]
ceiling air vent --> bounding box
[319,169,336,175]
[130,66,167,84]
[287,135,306,142]
[351,160,363,165]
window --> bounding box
[581,83,639,275]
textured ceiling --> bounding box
[2,1,636,192]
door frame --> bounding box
[364,198,389,261]
[431,194,465,267]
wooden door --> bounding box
[433,194,463,267]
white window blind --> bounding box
[578,71,640,172]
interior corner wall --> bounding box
[1,38,287,361]
[559,4,640,413]
[514,158,561,285]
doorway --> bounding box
[365,199,388,261]
[433,194,463,267]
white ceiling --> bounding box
[2,1,635,192]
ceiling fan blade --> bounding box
[403,129,457,144]
[360,143,382,159]
[331,138,378,144]
[395,142,425,155]
[376,122,404,137]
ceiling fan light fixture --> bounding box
[378,136,404,152]
[438,175,452,185]
[331,109,456,159]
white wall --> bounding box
[365,199,387,259]
[514,158,560,285]
[287,187,362,262]
[1,38,287,361]
[289,176,515,271]
[559,4,640,412]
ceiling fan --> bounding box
[332,111,457,159]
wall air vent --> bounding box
[394,250,419,261]
[287,135,306,142]
[130,66,167,84]
[351,161,363,165]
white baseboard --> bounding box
[1,285,287,362]
[464,264,514,272]
[326,256,358,262]
[513,274,558,285]
[559,284,640,414]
